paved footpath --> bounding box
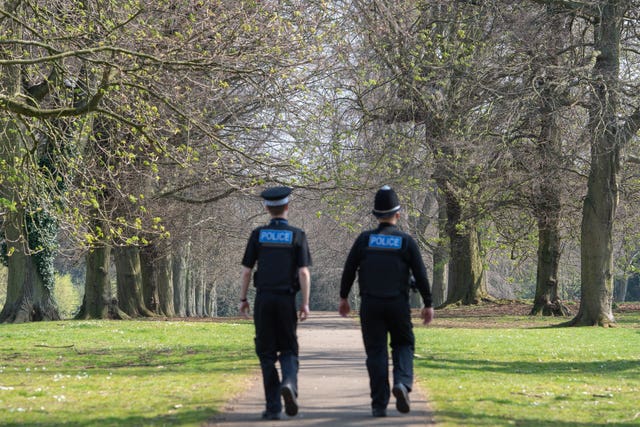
[207,312,435,426]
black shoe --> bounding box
[392,383,410,413]
[281,384,298,416]
[261,410,281,420]
[372,407,387,417]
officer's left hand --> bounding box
[298,304,310,321]
[239,301,250,318]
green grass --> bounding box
[0,319,256,426]
[1,308,638,426]
[414,309,640,427]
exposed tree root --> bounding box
[529,298,572,317]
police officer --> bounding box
[239,186,311,420]
[339,185,434,418]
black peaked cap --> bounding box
[260,186,292,206]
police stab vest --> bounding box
[254,226,300,292]
[359,231,411,297]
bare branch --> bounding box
[0,67,111,118]
[165,188,238,205]
[621,106,640,144]
[0,40,275,73]
[528,0,599,16]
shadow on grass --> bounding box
[0,408,219,427]
[0,344,255,375]
[417,356,640,378]
[436,410,639,427]
[613,317,640,327]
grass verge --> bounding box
[1,304,638,426]
[414,305,640,427]
[0,319,256,426]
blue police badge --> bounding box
[368,234,403,249]
[259,229,294,245]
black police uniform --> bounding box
[241,198,311,416]
[340,214,432,413]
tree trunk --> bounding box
[437,181,489,307]
[626,274,640,301]
[431,192,449,307]
[613,277,627,303]
[571,2,620,327]
[140,246,160,314]
[114,246,154,317]
[444,225,488,306]
[0,211,60,323]
[576,177,616,327]
[194,270,204,317]
[156,252,175,317]
[186,268,196,317]
[530,215,570,316]
[75,244,125,319]
[199,275,207,316]
[208,282,217,317]
[432,244,448,307]
[172,241,190,317]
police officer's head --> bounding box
[372,185,400,221]
[261,186,291,217]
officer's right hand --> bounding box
[338,298,350,317]
[421,307,434,325]
[239,301,250,318]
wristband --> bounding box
[240,298,247,302]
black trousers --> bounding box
[360,294,414,410]
[254,291,299,413]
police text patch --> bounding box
[259,229,293,244]
[368,234,402,249]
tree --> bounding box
[0,0,62,322]
[2,0,336,321]
[521,6,574,316]
[613,155,640,302]
[1,0,182,322]
[542,0,640,326]
[346,0,498,306]
[483,3,582,316]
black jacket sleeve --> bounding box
[407,237,432,307]
[339,235,362,299]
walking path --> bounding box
[208,312,435,426]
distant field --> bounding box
[414,302,640,427]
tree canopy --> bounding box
[1,0,639,325]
